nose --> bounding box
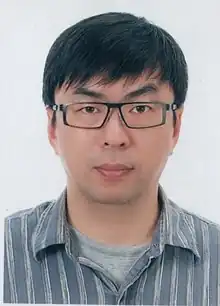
[102,110,131,149]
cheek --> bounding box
[55,127,75,158]
[138,131,172,181]
[56,127,89,167]
[138,128,172,161]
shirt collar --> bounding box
[32,189,68,260]
[32,185,200,260]
[157,185,200,259]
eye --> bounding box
[131,104,151,113]
[81,106,98,113]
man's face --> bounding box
[47,74,183,205]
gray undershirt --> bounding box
[73,228,149,285]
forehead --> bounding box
[55,72,174,102]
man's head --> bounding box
[43,12,188,205]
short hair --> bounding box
[42,12,188,109]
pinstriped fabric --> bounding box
[186,249,195,305]
[169,248,179,305]
[76,263,87,304]
[218,242,220,306]
[41,254,53,303]
[201,221,210,306]
[3,186,220,305]
[152,248,164,305]
[4,218,17,303]
[93,273,106,304]
[135,266,148,304]
[57,251,70,304]
[21,214,35,303]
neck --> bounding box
[66,181,160,246]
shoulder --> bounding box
[171,200,220,253]
[181,204,220,233]
[4,200,54,241]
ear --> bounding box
[172,107,184,149]
[46,109,59,155]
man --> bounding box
[4,12,220,305]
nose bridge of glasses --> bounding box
[106,102,123,111]
[105,102,125,121]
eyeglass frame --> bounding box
[46,101,178,129]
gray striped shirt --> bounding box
[4,186,220,305]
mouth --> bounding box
[94,163,134,180]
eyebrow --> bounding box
[73,84,158,100]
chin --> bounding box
[86,188,139,206]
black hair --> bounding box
[42,12,188,122]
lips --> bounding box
[94,163,133,179]
[96,163,133,171]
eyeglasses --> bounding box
[46,101,177,129]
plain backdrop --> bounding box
[1,0,220,224]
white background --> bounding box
[1,0,220,224]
